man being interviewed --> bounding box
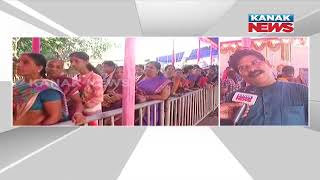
[220,49,308,126]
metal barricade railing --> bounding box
[213,84,219,111]
[165,86,215,126]
[134,100,165,126]
[58,100,164,126]
[56,108,123,126]
[57,85,218,126]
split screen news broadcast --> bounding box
[12,36,309,126]
[13,37,219,126]
[2,1,320,179]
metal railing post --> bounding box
[165,99,171,126]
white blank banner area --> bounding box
[118,127,253,180]
[0,10,52,81]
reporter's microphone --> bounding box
[232,92,258,125]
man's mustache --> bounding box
[248,70,264,78]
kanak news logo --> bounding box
[248,14,294,33]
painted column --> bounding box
[122,38,136,126]
[32,37,41,53]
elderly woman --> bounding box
[102,66,123,111]
[46,59,85,125]
[13,53,67,125]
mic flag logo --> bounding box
[232,92,258,106]
[248,14,294,33]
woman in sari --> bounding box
[102,66,123,125]
[70,52,104,126]
[172,68,192,94]
[197,69,208,88]
[13,53,68,126]
[164,65,181,95]
[46,59,85,125]
[136,61,171,125]
[102,66,123,111]
[183,65,202,89]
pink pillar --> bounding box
[197,38,201,64]
[32,37,41,53]
[210,45,213,65]
[172,39,175,66]
[122,38,136,126]
[242,38,251,49]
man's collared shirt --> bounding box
[227,81,308,125]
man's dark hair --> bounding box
[193,65,200,69]
[102,61,116,69]
[182,65,193,74]
[228,49,266,73]
[136,64,144,70]
[282,65,295,77]
[226,69,237,82]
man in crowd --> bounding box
[281,65,297,83]
[102,61,116,91]
[136,64,144,77]
[276,64,285,78]
[220,49,308,125]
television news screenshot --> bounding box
[1,1,319,180]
